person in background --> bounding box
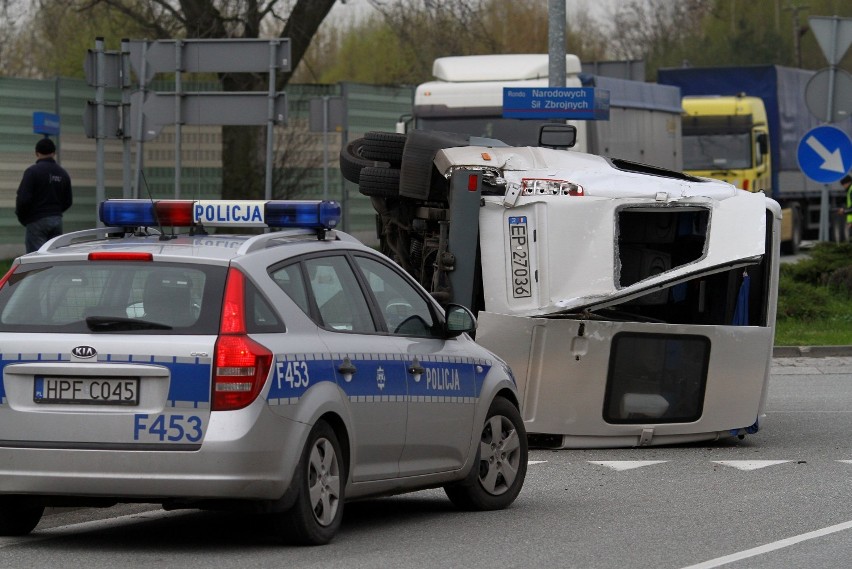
[842,174,852,242]
[15,138,73,253]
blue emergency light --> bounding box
[99,199,342,230]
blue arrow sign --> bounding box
[797,124,852,183]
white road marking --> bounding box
[679,519,852,569]
[837,460,852,464]
[713,460,791,471]
[588,460,667,471]
[528,460,548,465]
[0,509,179,549]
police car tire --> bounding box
[340,139,391,185]
[0,497,44,536]
[444,397,527,511]
[361,132,407,166]
[277,421,345,545]
[359,167,401,198]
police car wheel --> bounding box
[444,397,527,511]
[277,421,345,545]
[0,497,44,536]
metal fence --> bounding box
[0,76,413,257]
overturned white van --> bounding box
[342,127,779,448]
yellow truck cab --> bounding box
[681,95,771,195]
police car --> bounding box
[0,199,527,545]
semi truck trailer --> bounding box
[658,64,852,253]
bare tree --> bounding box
[607,0,712,69]
[80,0,338,200]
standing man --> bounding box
[843,174,852,242]
[15,138,72,253]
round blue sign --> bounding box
[797,125,852,184]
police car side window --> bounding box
[304,256,376,333]
[353,256,437,337]
[270,264,311,315]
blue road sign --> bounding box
[797,124,852,183]
[502,87,610,120]
[33,112,60,137]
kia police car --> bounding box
[0,199,527,545]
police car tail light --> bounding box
[213,267,272,411]
[521,178,584,196]
[99,199,341,229]
[212,335,272,411]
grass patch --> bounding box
[774,242,852,346]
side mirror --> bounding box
[757,133,768,156]
[444,304,477,337]
[538,124,577,149]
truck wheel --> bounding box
[444,397,528,511]
[0,497,44,536]
[272,420,345,546]
[339,138,390,185]
[359,167,401,198]
[781,205,801,255]
[361,132,407,166]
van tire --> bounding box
[359,167,401,198]
[340,139,390,185]
[361,132,407,166]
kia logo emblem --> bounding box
[72,346,97,359]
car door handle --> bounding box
[338,357,357,376]
[407,357,425,375]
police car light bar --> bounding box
[99,200,342,230]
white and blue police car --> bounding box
[0,199,527,545]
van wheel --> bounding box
[361,131,407,166]
[0,497,44,536]
[339,138,390,185]
[274,421,345,545]
[359,167,401,198]
[444,397,527,511]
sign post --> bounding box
[797,125,852,241]
[805,16,852,241]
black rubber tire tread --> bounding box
[398,130,468,202]
[359,166,401,199]
[339,138,390,185]
[0,497,44,536]
[444,397,528,511]
[274,421,345,546]
[361,132,407,165]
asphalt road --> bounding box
[2,356,852,569]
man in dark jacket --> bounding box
[15,138,73,253]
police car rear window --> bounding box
[0,262,226,334]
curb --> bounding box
[773,345,852,358]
